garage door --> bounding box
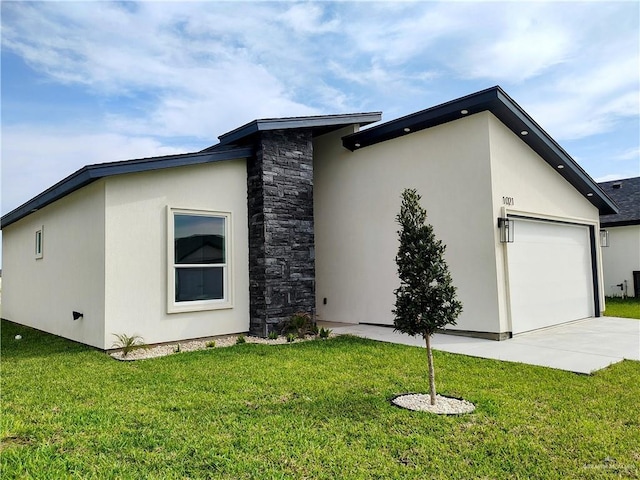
[507,218,595,334]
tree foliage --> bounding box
[393,188,463,337]
[393,188,463,405]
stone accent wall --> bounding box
[247,130,315,336]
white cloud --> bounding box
[279,3,340,34]
[611,147,640,163]
[1,3,349,131]
[1,125,199,213]
[4,1,636,141]
[1,0,638,211]
[103,61,319,138]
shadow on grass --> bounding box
[1,319,92,360]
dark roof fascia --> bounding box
[342,86,618,216]
[600,219,640,228]
[1,146,253,229]
[217,112,382,146]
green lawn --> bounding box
[604,296,640,319]
[1,320,639,479]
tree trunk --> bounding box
[425,334,436,405]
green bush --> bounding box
[268,331,279,340]
[281,312,315,338]
[111,333,145,357]
[319,327,332,339]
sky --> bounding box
[1,1,639,260]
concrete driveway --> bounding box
[323,317,640,374]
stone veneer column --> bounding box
[247,130,315,336]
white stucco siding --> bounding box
[487,114,603,332]
[1,182,107,348]
[314,114,502,333]
[601,225,640,297]
[103,159,249,347]
[487,115,599,222]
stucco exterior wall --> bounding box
[487,114,603,330]
[601,225,640,297]
[1,181,107,348]
[314,113,502,333]
[104,159,249,348]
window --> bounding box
[35,227,43,259]
[168,209,231,312]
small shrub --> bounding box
[206,340,216,348]
[236,335,246,345]
[282,312,315,338]
[268,331,279,340]
[111,333,144,357]
[286,333,296,343]
[310,324,320,335]
[319,327,332,339]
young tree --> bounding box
[393,188,463,405]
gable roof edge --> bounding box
[342,86,617,216]
[1,147,253,229]
[217,112,382,146]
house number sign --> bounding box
[502,196,515,206]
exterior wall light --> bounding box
[498,217,514,243]
[600,229,609,247]
[72,311,84,320]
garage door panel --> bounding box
[508,219,594,334]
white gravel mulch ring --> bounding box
[391,393,475,415]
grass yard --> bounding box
[1,320,639,479]
[604,296,640,319]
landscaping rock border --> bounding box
[110,333,333,361]
[391,393,475,415]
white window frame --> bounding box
[35,227,44,259]
[167,207,233,313]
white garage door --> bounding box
[507,218,595,334]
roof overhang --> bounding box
[217,112,382,147]
[1,146,253,229]
[600,219,640,228]
[342,86,618,216]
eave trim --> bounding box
[218,112,382,146]
[342,86,618,216]
[1,147,253,229]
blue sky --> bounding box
[1,1,639,224]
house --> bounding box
[1,86,618,349]
[598,177,640,297]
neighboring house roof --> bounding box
[176,234,225,264]
[598,176,640,227]
[342,86,617,216]
[1,147,253,229]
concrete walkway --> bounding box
[322,317,640,374]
